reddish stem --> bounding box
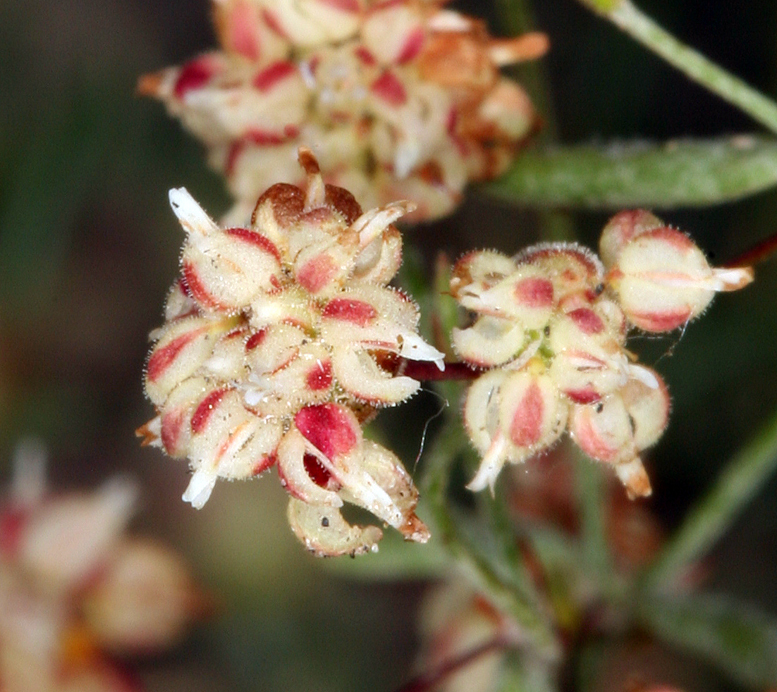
[393,636,514,692]
[724,231,777,268]
[402,360,480,382]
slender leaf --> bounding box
[574,452,613,584]
[497,651,557,692]
[483,137,777,209]
[638,592,777,688]
[644,406,777,591]
[422,418,561,659]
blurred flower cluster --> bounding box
[451,210,753,498]
[140,149,443,557]
[139,0,546,224]
[0,442,204,692]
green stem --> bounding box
[422,416,560,660]
[582,0,777,136]
[643,407,777,592]
[493,0,575,242]
[574,452,613,585]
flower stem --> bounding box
[393,635,515,692]
[574,451,614,587]
[580,0,777,136]
[642,406,777,592]
[402,360,479,382]
[724,229,777,269]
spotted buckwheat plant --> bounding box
[138,0,546,224]
[450,210,753,499]
[139,148,442,557]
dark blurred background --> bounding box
[1,1,776,690]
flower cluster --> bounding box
[139,149,442,557]
[451,210,753,498]
[138,0,546,224]
[0,442,203,692]
[416,581,518,692]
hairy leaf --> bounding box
[484,137,777,209]
[639,592,777,687]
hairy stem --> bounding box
[580,0,777,135]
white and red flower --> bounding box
[451,214,751,499]
[138,0,546,224]
[0,442,203,692]
[140,149,440,556]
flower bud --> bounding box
[287,497,383,557]
[83,539,204,653]
[620,368,671,451]
[606,226,754,332]
[549,301,643,403]
[172,188,283,311]
[569,389,659,499]
[450,250,556,368]
[145,315,238,407]
[361,2,425,65]
[515,242,604,306]
[599,209,663,268]
[265,0,363,48]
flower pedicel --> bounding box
[139,149,443,557]
[451,210,753,499]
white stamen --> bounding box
[351,201,415,247]
[399,332,445,371]
[629,364,660,390]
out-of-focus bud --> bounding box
[83,539,206,653]
[416,581,518,692]
[0,443,204,691]
[140,0,546,223]
[18,478,137,597]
